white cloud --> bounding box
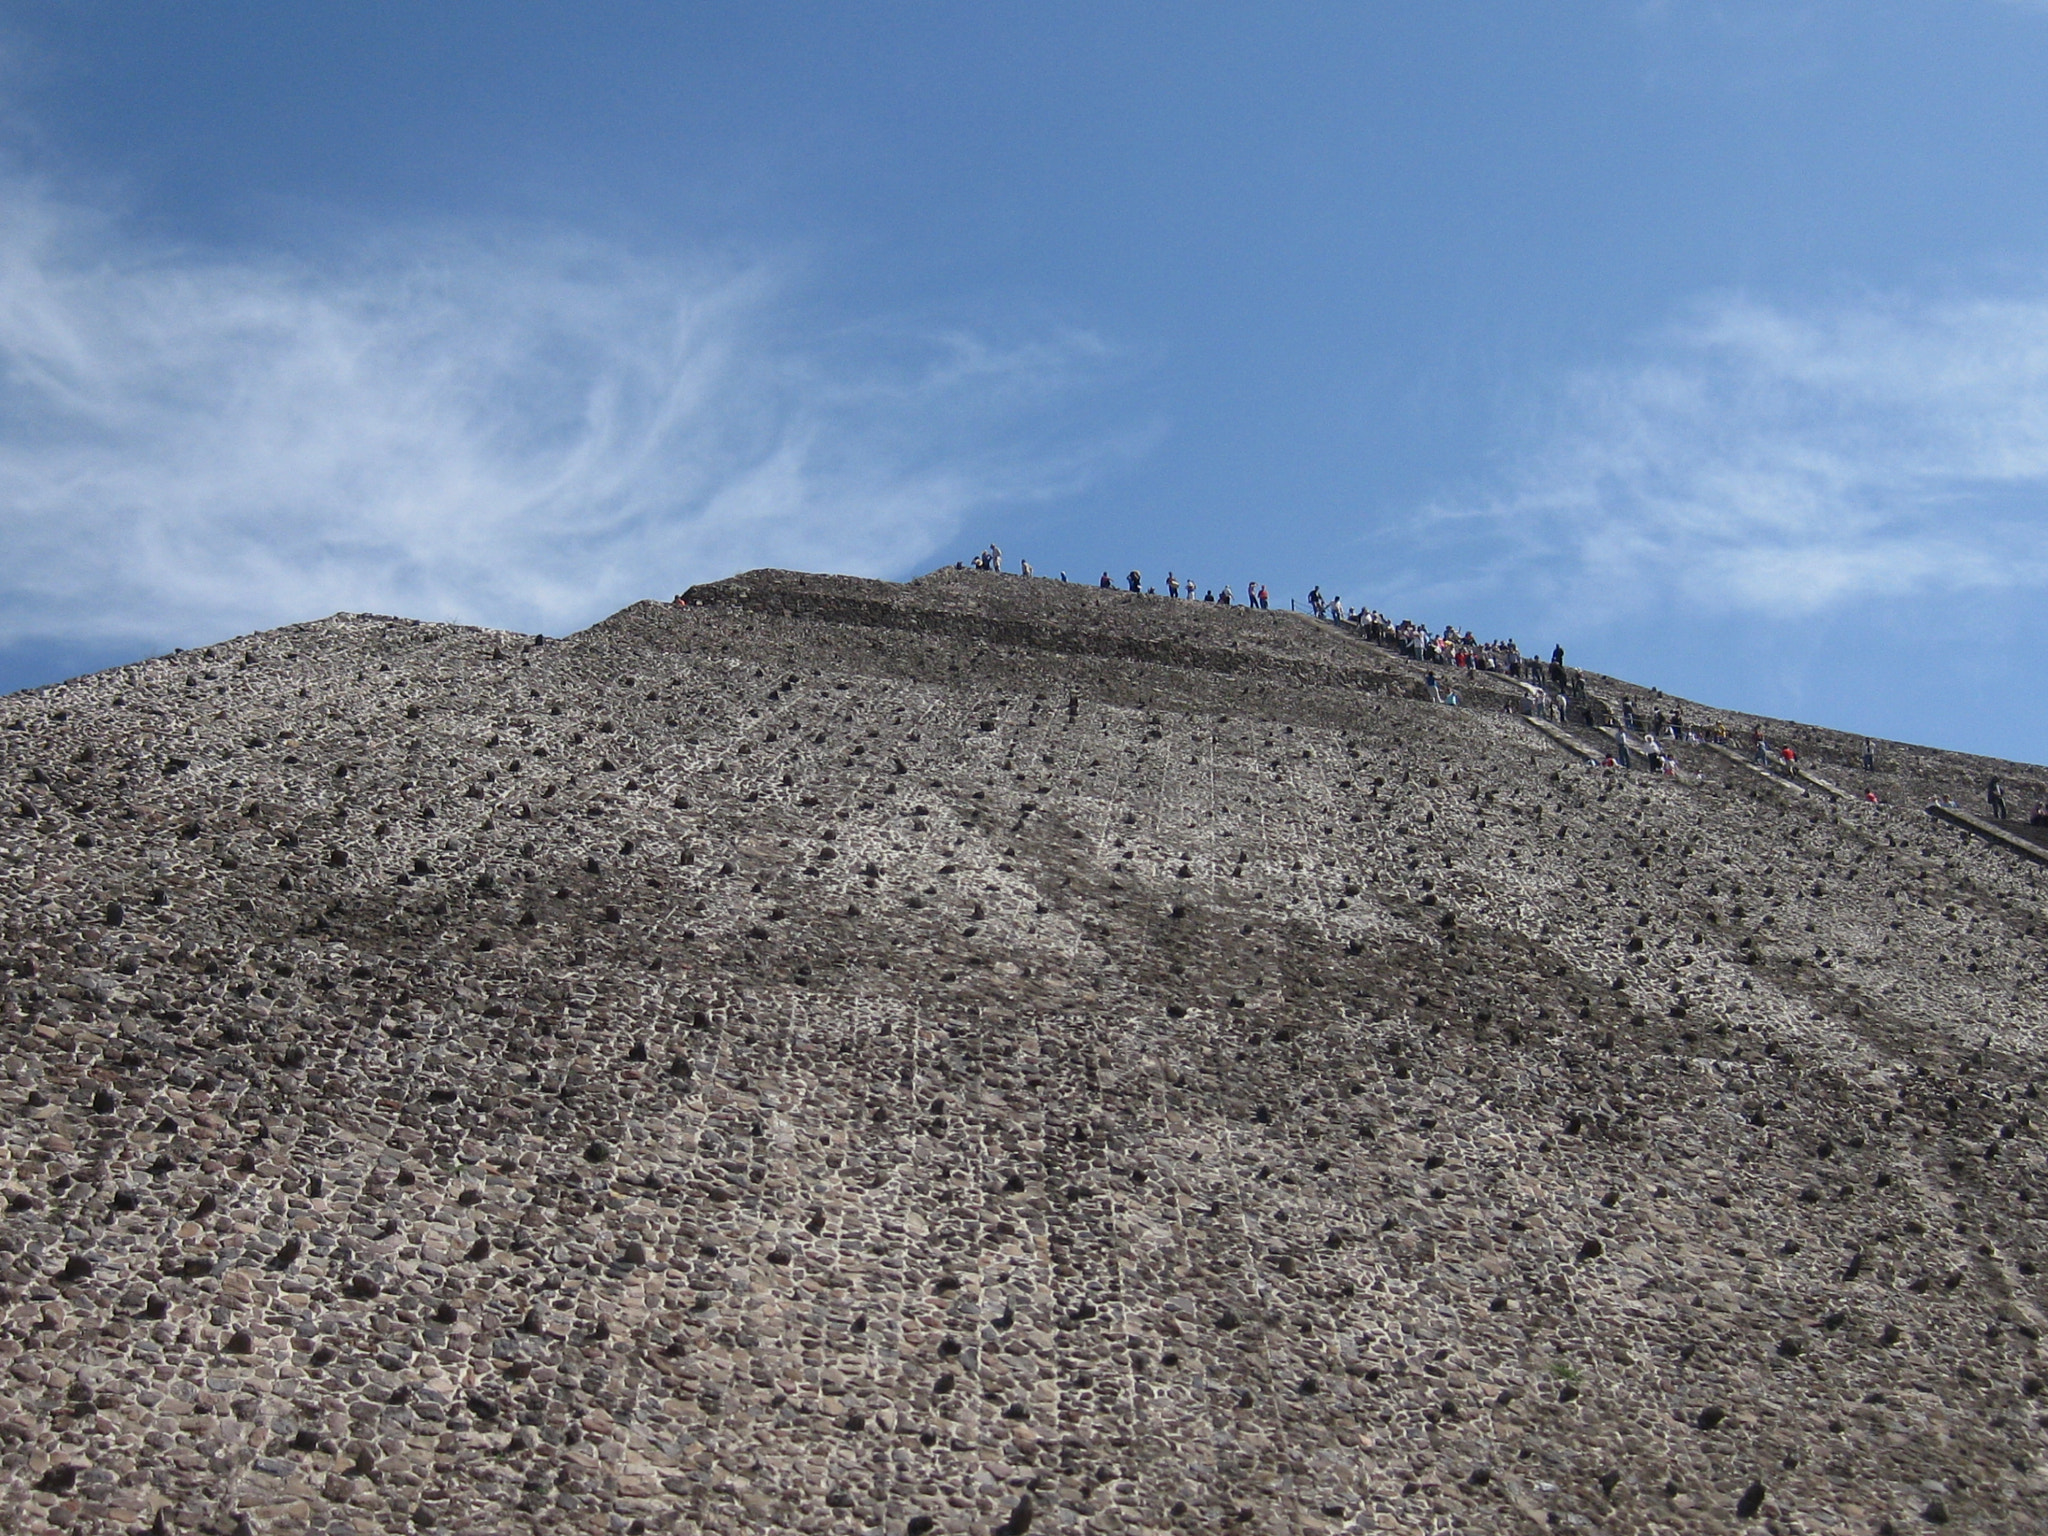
[0,172,1121,650]
[1415,287,2048,618]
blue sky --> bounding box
[3,3,2047,764]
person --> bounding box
[1219,585,1233,606]
[1059,571,1068,582]
[1862,739,1876,772]
[1128,570,1142,593]
[1258,583,1270,610]
[2031,802,2048,827]
[1614,725,1633,770]
[1309,585,1324,618]
[1019,559,1033,578]
[988,544,1003,573]
[1167,573,1180,599]
[1865,789,1880,804]
[1425,670,1440,703]
[1100,572,1113,589]
[1780,744,1798,776]
[1988,776,2008,820]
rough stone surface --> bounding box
[0,564,2043,1535]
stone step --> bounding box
[1925,803,2048,865]
[1521,715,1601,763]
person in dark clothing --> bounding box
[1127,570,1142,593]
[1099,572,1113,589]
[1988,777,2008,820]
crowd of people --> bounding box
[1088,568,1274,606]
[955,547,2045,818]
[970,549,1282,607]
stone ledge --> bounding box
[1925,802,2048,864]
[1521,716,1600,763]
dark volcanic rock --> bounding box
[0,564,2044,1533]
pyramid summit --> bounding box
[2,565,2044,1533]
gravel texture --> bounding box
[0,565,2044,1535]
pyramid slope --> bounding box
[1,569,2044,1534]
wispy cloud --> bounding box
[0,172,1123,651]
[1408,287,2048,619]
